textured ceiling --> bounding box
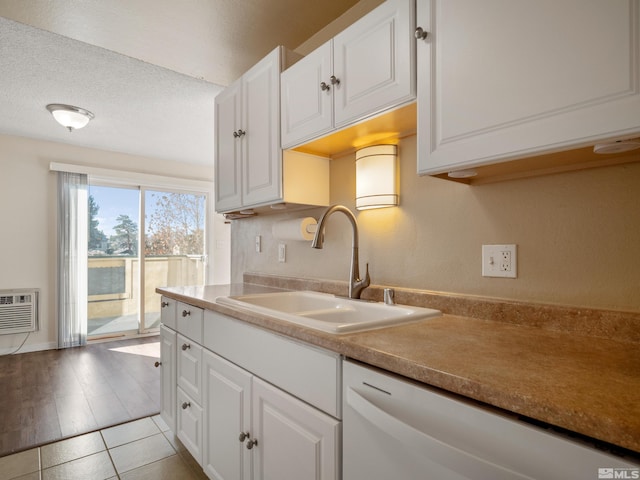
[0,0,360,165]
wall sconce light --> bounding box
[46,104,94,132]
[355,144,398,210]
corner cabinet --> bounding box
[215,47,330,214]
[281,0,416,149]
[416,0,640,178]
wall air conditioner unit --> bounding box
[0,289,39,335]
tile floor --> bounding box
[0,415,207,480]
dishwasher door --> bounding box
[342,360,639,480]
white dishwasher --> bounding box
[343,360,639,480]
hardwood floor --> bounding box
[0,336,160,457]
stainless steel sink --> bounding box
[215,290,441,334]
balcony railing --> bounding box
[88,255,204,336]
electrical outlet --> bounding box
[278,243,286,263]
[255,235,261,253]
[482,244,517,278]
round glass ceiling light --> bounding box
[46,104,95,132]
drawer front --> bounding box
[177,386,203,465]
[160,296,177,330]
[177,334,202,404]
[203,310,341,418]
[177,301,203,343]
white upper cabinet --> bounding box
[281,0,416,149]
[417,0,640,177]
[215,48,281,213]
[215,47,330,214]
[281,42,334,148]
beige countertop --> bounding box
[157,283,640,454]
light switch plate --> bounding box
[482,244,517,278]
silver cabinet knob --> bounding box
[415,26,428,40]
[181,343,190,351]
[182,401,190,409]
[239,432,250,442]
[330,75,340,86]
[161,301,169,308]
[233,130,240,138]
[154,361,161,367]
[246,438,258,450]
[233,129,246,138]
[182,309,191,317]
[320,81,330,91]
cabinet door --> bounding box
[281,41,333,148]
[202,350,252,480]
[333,0,415,127]
[159,325,176,433]
[177,386,203,465]
[417,0,640,175]
[177,334,202,404]
[242,47,283,208]
[252,377,340,480]
[215,78,243,212]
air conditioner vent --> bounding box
[0,289,39,335]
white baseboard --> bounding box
[0,340,57,355]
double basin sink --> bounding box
[216,290,441,334]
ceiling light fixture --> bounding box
[46,104,95,132]
[355,144,399,210]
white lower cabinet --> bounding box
[202,350,252,480]
[177,386,204,464]
[159,325,176,433]
[252,376,340,480]
[202,345,340,480]
[159,303,342,480]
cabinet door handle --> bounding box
[182,401,191,410]
[330,75,340,86]
[246,438,258,450]
[320,81,330,92]
[415,26,429,40]
[238,432,250,442]
[154,361,161,367]
[182,309,191,317]
[181,343,190,351]
[161,301,169,308]
[233,129,246,138]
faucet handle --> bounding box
[363,263,371,285]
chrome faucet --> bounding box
[311,205,370,299]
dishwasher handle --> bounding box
[346,387,533,480]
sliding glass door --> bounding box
[87,184,207,339]
[143,190,206,330]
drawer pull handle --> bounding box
[182,310,191,317]
[154,361,161,367]
[330,75,340,86]
[320,81,330,91]
[239,432,250,442]
[246,438,258,450]
[182,402,190,410]
[181,343,190,351]
[161,301,169,308]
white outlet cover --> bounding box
[482,244,517,278]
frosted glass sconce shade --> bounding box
[355,144,398,210]
[46,104,94,132]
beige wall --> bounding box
[0,134,226,353]
[231,135,640,313]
